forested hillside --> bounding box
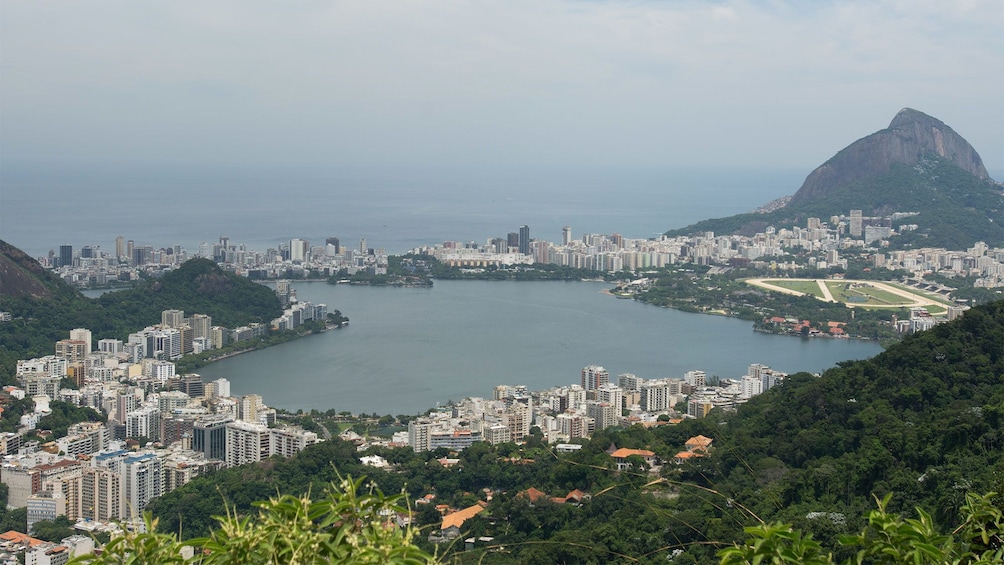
[149,300,1004,563]
[0,245,282,385]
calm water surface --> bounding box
[195,280,884,415]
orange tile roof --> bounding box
[519,487,548,503]
[441,503,487,530]
[0,531,44,547]
[610,448,655,459]
[685,435,713,449]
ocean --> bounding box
[1,162,805,258]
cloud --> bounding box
[1,0,1001,170]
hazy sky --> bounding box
[2,0,1002,172]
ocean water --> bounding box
[0,163,804,258]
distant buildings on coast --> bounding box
[42,210,1004,291]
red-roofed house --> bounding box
[609,448,657,471]
[439,502,488,540]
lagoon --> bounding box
[194,280,884,415]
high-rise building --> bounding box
[596,383,624,413]
[176,373,205,398]
[586,401,617,432]
[193,415,232,460]
[189,314,212,340]
[81,467,122,522]
[115,236,125,259]
[269,427,319,458]
[55,340,88,363]
[407,420,433,452]
[122,453,163,518]
[581,365,609,391]
[562,226,572,246]
[69,329,92,353]
[849,209,863,237]
[161,310,185,328]
[684,370,706,387]
[325,237,340,254]
[225,421,269,467]
[239,394,263,423]
[178,325,193,355]
[290,238,307,262]
[58,244,73,268]
[507,232,519,251]
[518,225,530,255]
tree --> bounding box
[70,475,436,564]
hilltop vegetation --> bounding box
[667,158,1004,248]
[666,109,1004,249]
[0,244,283,385]
[147,300,1004,562]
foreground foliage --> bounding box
[720,491,1003,564]
[70,475,435,564]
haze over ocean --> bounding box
[1,164,806,258]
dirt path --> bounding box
[816,280,836,302]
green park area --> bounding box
[765,279,826,297]
[749,278,952,313]
[824,281,907,306]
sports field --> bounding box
[746,278,950,311]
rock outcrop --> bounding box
[789,108,990,206]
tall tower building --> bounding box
[325,237,340,254]
[193,415,233,460]
[581,365,609,391]
[115,236,125,259]
[290,238,307,262]
[69,329,92,353]
[189,314,212,340]
[562,226,572,246]
[507,232,519,251]
[59,244,73,268]
[122,453,163,518]
[849,210,863,237]
[161,309,185,328]
[518,225,530,255]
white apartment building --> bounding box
[225,421,269,467]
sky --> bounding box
[1,0,1002,173]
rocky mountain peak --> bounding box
[789,108,990,206]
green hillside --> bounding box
[148,300,1004,562]
[0,244,282,385]
[667,157,1004,248]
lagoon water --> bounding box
[195,280,883,415]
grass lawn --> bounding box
[767,280,825,297]
[826,282,908,306]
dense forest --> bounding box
[149,300,1004,563]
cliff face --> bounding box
[789,108,990,206]
[0,241,54,299]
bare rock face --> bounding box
[0,241,54,299]
[789,108,990,206]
